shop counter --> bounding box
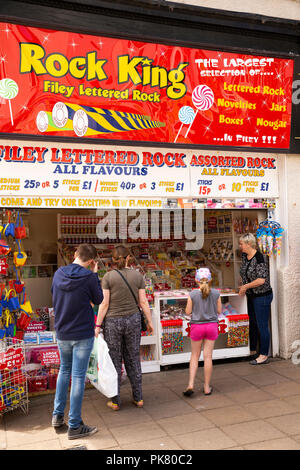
[140,307,160,373]
[155,290,249,367]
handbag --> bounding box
[114,269,147,332]
[15,212,26,239]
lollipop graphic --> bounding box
[184,85,214,138]
[174,106,195,143]
[0,78,19,126]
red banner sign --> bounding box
[0,22,293,149]
[26,321,47,333]
[40,350,60,366]
[0,347,24,370]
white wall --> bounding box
[169,0,300,21]
[277,155,300,358]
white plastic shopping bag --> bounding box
[86,334,118,398]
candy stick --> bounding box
[8,100,13,126]
[174,122,184,143]
[174,123,184,143]
[184,110,198,138]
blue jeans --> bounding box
[247,293,273,356]
[53,337,94,429]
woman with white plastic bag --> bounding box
[87,333,118,398]
[95,245,153,411]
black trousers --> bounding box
[103,312,142,406]
[247,294,273,356]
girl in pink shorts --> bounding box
[183,268,222,397]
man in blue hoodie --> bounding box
[51,244,103,440]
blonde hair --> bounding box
[198,279,212,299]
[239,233,257,249]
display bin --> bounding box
[161,319,183,355]
[27,371,48,393]
[23,344,62,394]
[48,366,60,389]
[227,314,249,348]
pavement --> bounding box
[1,357,300,450]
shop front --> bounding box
[0,17,293,403]
[0,140,283,381]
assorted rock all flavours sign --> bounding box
[0,142,278,208]
[189,151,279,198]
[0,22,294,149]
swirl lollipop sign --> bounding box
[0,78,19,126]
[174,106,195,143]
[184,84,214,138]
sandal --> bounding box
[106,401,120,411]
[204,386,213,396]
[183,388,194,397]
[132,400,144,408]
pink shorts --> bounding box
[190,323,219,341]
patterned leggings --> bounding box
[103,312,142,406]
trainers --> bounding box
[52,414,65,428]
[68,422,98,440]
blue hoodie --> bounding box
[51,263,103,341]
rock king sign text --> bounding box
[19,44,188,99]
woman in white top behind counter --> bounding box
[183,268,222,397]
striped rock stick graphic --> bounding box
[51,102,165,136]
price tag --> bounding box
[40,350,60,366]
[0,347,24,370]
[26,321,47,332]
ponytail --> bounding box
[199,280,211,299]
[112,245,133,269]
